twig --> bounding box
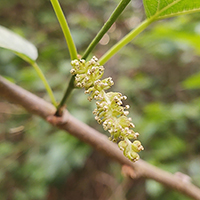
[0,75,200,200]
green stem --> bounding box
[50,0,78,114]
[56,0,131,114]
[82,0,131,60]
[32,62,57,107]
[99,18,154,65]
[55,75,75,116]
[50,0,77,60]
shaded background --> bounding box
[0,0,200,199]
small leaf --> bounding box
[143,0,200,20]
[0,25,38,64]
[182,72,200,90]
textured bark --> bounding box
[1,75,200,200]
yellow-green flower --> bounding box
[71,56,144,162]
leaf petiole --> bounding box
[31,62,57,107]
[99,18,154,65]
[50,0,77,60]
[82,0,131,60]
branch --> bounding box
[0,75,200,200]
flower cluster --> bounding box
[71,56,144,162]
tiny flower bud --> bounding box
[130,123,135,128]
[124,111,129,116]
[125,105,130,109]
[122,96,127,100]
[70,69,76,74]
[135,132,139,137]
[80,59,85,63]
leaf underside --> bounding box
[0,25,38,63]
[143,0,200,20]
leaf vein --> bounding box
[155,0,182,18]
[157,7,200,19]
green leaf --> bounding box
[0,25,38,64]
[143,0,200,20]
[182,71,200,89]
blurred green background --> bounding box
[0,0,200,199]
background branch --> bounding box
[0,75,200,200]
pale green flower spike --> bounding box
[71,56,144,162]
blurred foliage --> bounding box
[0,0,200,199]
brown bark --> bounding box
[1,75,200,200]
